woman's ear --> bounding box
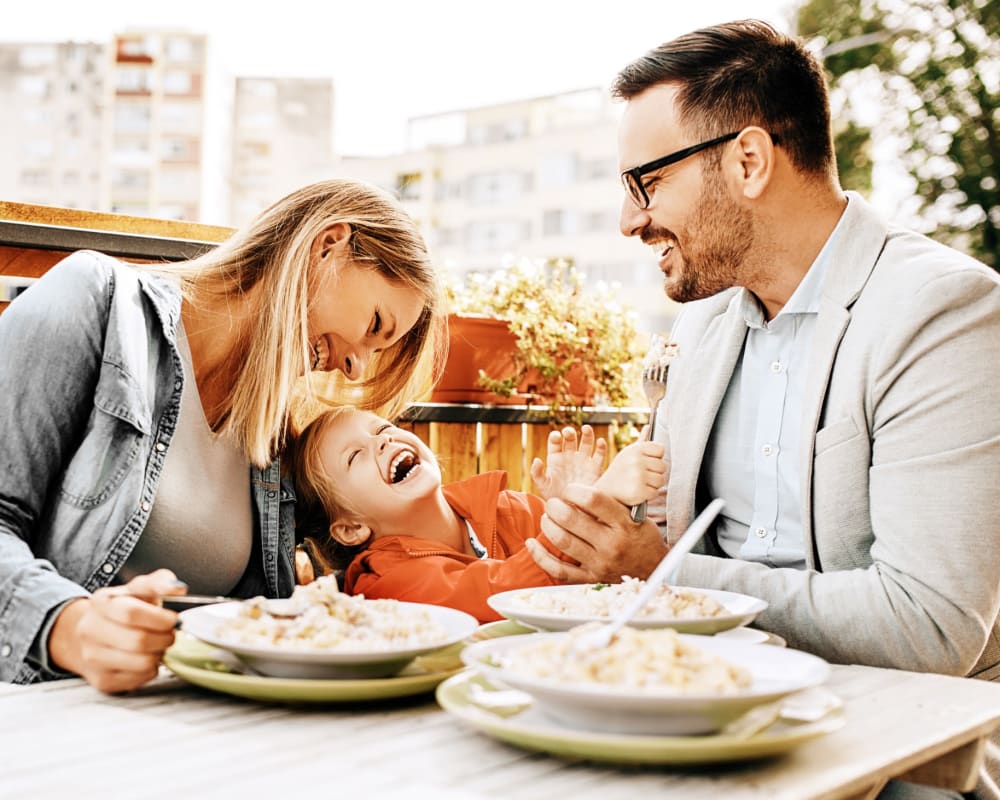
[329,519,373,547]
[313,222,352,262]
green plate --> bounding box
[435,670,845,765]
[164,620,534,704]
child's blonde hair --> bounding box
[290,407,370,570]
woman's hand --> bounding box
[529,425,607,501]
[48,569,187,694]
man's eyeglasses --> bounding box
[622,131,772,209]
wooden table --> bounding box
[1,664,997,800]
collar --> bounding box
[736,193,852,330]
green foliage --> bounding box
[444,258,644,420]
[797,0,999,270]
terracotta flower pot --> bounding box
[431,314,595,407]
[430,314,525,404]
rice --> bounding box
[214,575,450,652]
[513,577,726,620]
[501,626,752,693]
[644,334,680,368]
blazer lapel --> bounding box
[798,193,889,565]
[667,296,747,543]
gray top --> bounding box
[120,322,253,595]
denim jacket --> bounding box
[0,250,296,684]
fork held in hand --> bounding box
[630,363,669,523]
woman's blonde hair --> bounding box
[147,179,446,467]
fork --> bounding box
[630,361,669,523]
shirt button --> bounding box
[770,361,784,373]
[155,442,166,452]
[0,644,11,657]
[141,501,151,512]
[101,562,114,574]
[761,444,775,456]
[755,527,768,539]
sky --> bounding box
[2,0,798,156]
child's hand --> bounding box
[595,439,667,506]
[530,425,607,500]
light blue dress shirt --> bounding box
[704,207,848,569]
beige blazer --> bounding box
[662,194,1000,794]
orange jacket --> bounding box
[342,471,563,622]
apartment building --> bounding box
[229,77,335,227]
[0,41,106,210]
[102,29,207,221]
[339,88,676,331]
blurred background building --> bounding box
[341,88,662,328]
[0,41,105,211]
[2,1,995,332]
[229,76,335,225]
[104,29,207,221]
[0,32,673,329]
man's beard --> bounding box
[662,166,754,304]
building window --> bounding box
[163,69,197,95]
[114,105,152,134]
[465,220,531,254]
[115,67,151,94]
[116,36,155,64]
[19,169,50,187]
[539,154,578,188]
[467,171,526,205]
[543,209,577,237]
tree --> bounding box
[797,0,999,271]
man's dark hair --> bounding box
[612,19,834,176]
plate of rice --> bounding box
[488,579,767,634]
[179,576,478,679]
[459,626,829,735]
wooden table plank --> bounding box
[0,664,998,799]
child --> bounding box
[291,407,666,621]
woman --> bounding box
[0,179,446,693]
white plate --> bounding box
[460,632,829,736]
[487,584,767,634]
[436,671,845,765]
[713,626,771,645]
[179,600,478,680]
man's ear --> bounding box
[329,519,373,547]
[729,127,776,200]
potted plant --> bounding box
[433,257,644,421]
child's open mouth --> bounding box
[387,449,420,484]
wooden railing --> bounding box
[0,202,647,483]
[398,403,645,491]
[0,201,231,312]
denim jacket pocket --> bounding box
[59,361,151,509]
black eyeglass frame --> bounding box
[621,130,779,209]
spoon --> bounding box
[571,498,725,653]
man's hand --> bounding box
[594,437,666,506]
[525,483,669,583]
[529,425,607,501]
[48,569,187,694]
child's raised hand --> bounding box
[595,438,667,506]
[530,425,608,500]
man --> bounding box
[525,20,1000,800]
